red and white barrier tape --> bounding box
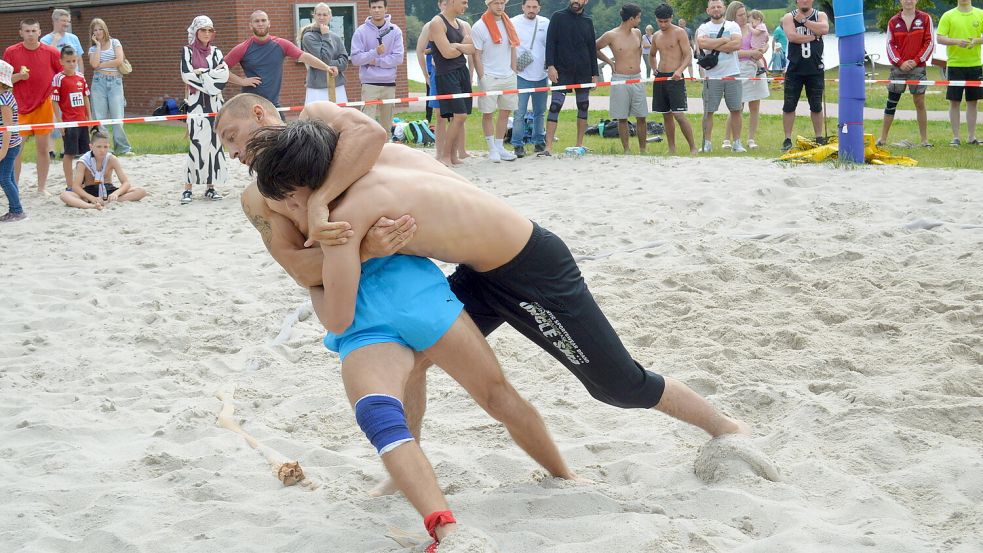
[1,75,980,133]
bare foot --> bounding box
[435,156,454,168]
[694,433,781,483]
[668,149,677,155]
[457,150,471,159]
[368,477,400,497]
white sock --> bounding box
[485,136,495,149]
[495,138,505,152]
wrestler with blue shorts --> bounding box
[246,124,575,550]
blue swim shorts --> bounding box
[323,254,464,361]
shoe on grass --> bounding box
[732,140,747,153]
[747,139,758,149]
[721,139,732,150]
[781,138,793,152]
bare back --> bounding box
[330,144,533,272]
[654,25,689,73]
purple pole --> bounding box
[834,0,865,163]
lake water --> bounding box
[406,32,951,83]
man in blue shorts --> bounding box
[227,99,575,549]
[220,92,753,450]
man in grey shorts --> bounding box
[696,0,744,152]
[878,0,934,147]
[596,3,648,154]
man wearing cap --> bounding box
[3,18,62,195]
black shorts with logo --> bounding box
[436,66,473,118]
[652,72,688,113]
[447,222,666,409]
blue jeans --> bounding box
[512,76,548,147]
[1,144,23,214]
[91,73,132,154]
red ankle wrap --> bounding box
[423,510,456,541]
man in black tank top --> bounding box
[429,0,475,166]
[780,0,829,150]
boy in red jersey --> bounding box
[879,0,934,147]
[51,45,91,186]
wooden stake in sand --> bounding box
[216,386,320,489]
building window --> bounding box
[295,3,357,52]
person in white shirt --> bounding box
[470,0,519,162]
[510,0,550,157]
[696,0,743,152]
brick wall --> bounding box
[0,0,408,116]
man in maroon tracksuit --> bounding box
[878,0,934,147]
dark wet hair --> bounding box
[246,120,339,201]
[654,3,673,19]
[620,3,642,21]
[369,0,388,6]
[60,45,76,57]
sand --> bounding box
[1,152,981,552]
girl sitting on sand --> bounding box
[60,128,146,209]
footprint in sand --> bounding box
[693,435,781,483]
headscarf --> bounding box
[187,16,214,69]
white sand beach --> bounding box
[1,153,981,552]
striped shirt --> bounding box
[0,90,21,148]
[89,38,121,73]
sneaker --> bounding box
[0,211,27,223]
[721,139,732,150]
[701,140,712,153]
[181,190,193,204]
[48,151,56,161]
[732,140,747,153]
[968,138,981,145]
[204,188,223,201]
[781,138,793,152]
[488,147,501,163]
[748,139,758,149]
[815,136,828,145]
[119,151,137,157]
[514,145,526,158]
[950,138,961,147]
[497,145,517,162]
[534,144,546,153]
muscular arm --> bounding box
[802,12,829,37]
[242,187,323,287]
[301,101,388,244]
[317,198,376,333]
[298,51,332,72]
[595,32,614,66]
[430,16,463,59]
[783,14,817,44]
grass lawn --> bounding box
[412,63,953,112]
[17,107,978,171]
[17,122,188,164]
[396,109,983,170]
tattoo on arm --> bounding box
[248,214,273,248]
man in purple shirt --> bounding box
[225,10,332,108]
[350,0,404,135]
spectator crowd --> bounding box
[2,0,982,222]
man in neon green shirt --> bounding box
[936,0,983,145]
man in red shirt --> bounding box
[3,18,62,195]
[224,10,332,109]
[879,0,934,147]
[51,45,90,187]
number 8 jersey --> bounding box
[787,9,825,75]
[52,72,90,123]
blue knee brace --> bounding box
[354,394,414,455]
